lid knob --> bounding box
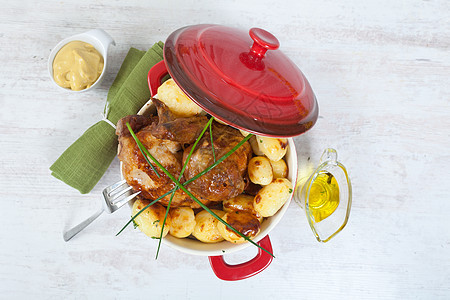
[164,24,319,137]
[249,28,280,58]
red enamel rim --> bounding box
[163,24,318,137]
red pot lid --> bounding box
[164,24,318,137]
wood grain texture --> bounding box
[0,0,449,298]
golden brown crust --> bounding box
[117,115,199,208]
[150,98,209,144]
[116,108,251,209]
[182,122,252,203]
[224,211,260,238]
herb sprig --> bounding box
[117,120,250,236]
[155,117,214,259]
[121,120,273,258]
[132,131,160,178]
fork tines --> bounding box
[103,179,140,206]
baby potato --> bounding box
[169,207,196,238]
[223,194,263,222]
[132,199,170,238]
[254,178,293,217]
[214,118,229,125]
[249,136,264,156]
[256,136,288,162]
[217,211,261,244]
[270,159,288,178]
[192,209,226,243]
[248,156,273,186]
[157,78,203,117]
[239,129,250,137]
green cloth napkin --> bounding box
[50,42,164,194]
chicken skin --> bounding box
[150,98,209,145]
[116,115,198,208]
[182,122,252,204]
[116,102,252,208]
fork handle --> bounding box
[63,208,104,242]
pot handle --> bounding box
[148,60,168,97]
[208,235,273,281]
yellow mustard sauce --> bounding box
[52,41,104,91]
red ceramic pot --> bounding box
[138,24,318,280]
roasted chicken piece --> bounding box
[116,115,199,208]
[150,98,209,144]
[148,98,252,204]
[116,102,252,208]
[182,122,252,204]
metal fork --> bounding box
[63,179,140,242]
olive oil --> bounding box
[307,172,339,222]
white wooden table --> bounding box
[1,0,449,298]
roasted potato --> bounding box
[249,136,264,156]
[223,194,263,222]
[214,118,229,125]
[248,156,273,185]
[253,178,293,217]
[192,209,226,243]
[239,129,250,137]
[256,136,288,162]
[169,207,196,238]
[157,78,203,117]
[132,199,170,238]
[270,159,288,178]
[217,211,261,244]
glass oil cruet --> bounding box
[295,148,352,242]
